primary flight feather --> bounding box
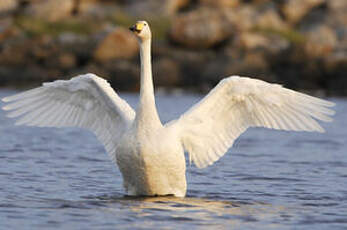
[2,21,335,197]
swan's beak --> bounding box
[129,22,143,34]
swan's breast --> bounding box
[115,127,187,196]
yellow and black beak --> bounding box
[129,22,144,34]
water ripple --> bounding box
[0,92,346,229]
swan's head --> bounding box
[129,21,151,40]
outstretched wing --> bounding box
[2,73,135,161]
[169,76,335,168]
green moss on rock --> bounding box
[254,27,306,44]
[14,16,97,37]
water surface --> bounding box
[0,90,346,229]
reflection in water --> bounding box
[81,195,287,229]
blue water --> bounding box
[0,89,346,229]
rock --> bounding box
[75,0,99,15]
[224,6,258,31]
[251,0,273,3]
[94,27,138,62]
[0,19,20,42]
[75,0,120,18]
[0,0,17,14]
[159,47,214,88]
[29,36,55,60]
[323,53,347,95]
[0,64,61,87]
[238,33,269,50]
[87,60,140,91]
[165,0,190,15]
[324,51,347,73]
[107,61,140,91]
[327,0,347,10]
[58,32,89,45]
[325,5,347,33]
[199,0,240,8]
[170,8,231,48]
[25,0,74,22]
[225,5,288,31]
[0,0,346,95]
[303,25,337,58]
[0,38,31,66]
[255,8,289,30]
[127,0,190,17]
[281,0,325,24]
[153,58,181,87]
[201,56,229,84]
[224,50,271,80]
[237,32,290,55]
[243,51,270,75]
[58,53,77,69]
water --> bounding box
[0,89,346,230]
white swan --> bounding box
[2,21,335,197]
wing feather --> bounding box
[2,87,44,102]
[169,76,335,168]
[2,73,135,161]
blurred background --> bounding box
[0,0,346,95]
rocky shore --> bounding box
[0,0,346,95]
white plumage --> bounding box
[2,21,335,197]
[172,76,334,168]
[3,75,135,164]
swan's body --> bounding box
[2,21,335,197]
[116,123,186,196]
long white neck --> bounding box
[135,38,162,130]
